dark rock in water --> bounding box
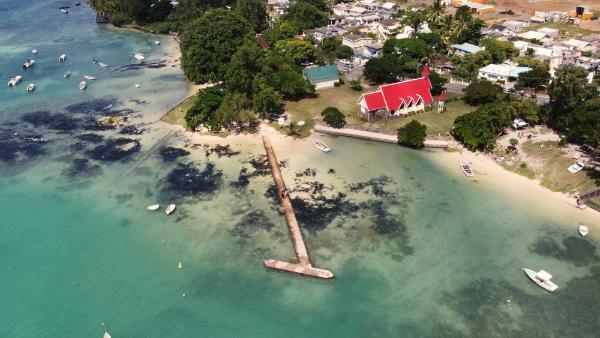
[119,125,145,135]
[62,158,102,178]
[160,162,223,200]
[64,98,117,114]
[0,128,47,164]
[230,210,276,239]
[76,133,104,144]
[295,168,317,177]
[114,60,167,72]
[85,137,141,162]
[159,146,190,162]
[231,168,251,188]
[129,99,147,105]
[349,176,392,197]
[203,144,241,158]
[21,111,79,131]
[529,235,599,266]
[327,168,336,174]
[82,117,117,131]
[291,192,359,232]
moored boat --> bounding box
[23,59,35,69]
[522,268,558,292]
[147,204,160,211]
[32,49,38,55]
[165,204,176,215]
[64,71,71,78]
[83,75,96,80]
[26,83,35,92]
[154,40,160,45]
[79,81,87,90]
[59,54,67,62]
[579,225,589,236]
[99,62,108,68]
[460,160,474,177]
[313,139,331,153]
[134,53,145,61]
[8,75,22,87]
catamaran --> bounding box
[313,139,331,153]
[165,204,176,215]
[8,75,22,86]
[460,160,474,177]
[23,59,35,69]
[522,268,558,292]
[79,81,87,90]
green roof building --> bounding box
[303,65,340,90]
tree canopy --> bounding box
[321,107,346,128]
[398,120,427,148]
[453,103,512,150]
[462,79,503,105]
[280,0,328,34]
[185,86,226,130]
[236,0,267,32]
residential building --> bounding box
[375,18,402,39]
[503,20,529,33]
[357,77,434,120]
[303,65,340,90]
[478,62,532,84]
[342,34,374,49]
[450,43,485,56]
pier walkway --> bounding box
[314,124,450,148]
[262,136,334,280]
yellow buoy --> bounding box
[177,262,183,269]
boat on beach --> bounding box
[579,225,589,236]
[83,75,96,80]
[460,160,474,177]
[134,53,145,61]
[165,204,176,215]
[522,268,558,292]
[79,81,87,90]
[147,204,160,211]
[64,71,71,78]
[8,75,22,86]
[313,139,331,153]
[59,54,67,62]
[26,83,35,92]
[23,59,35,69]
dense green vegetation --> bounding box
[91,0,173,25]
[321,107,346,128]
[462,79,503,105]
[397,120,427,148]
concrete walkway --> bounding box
[314,124,449,148]
[262,136,334,280]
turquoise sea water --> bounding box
[2,2,600,337]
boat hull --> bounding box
[523,268,558,292]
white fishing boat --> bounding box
[79,81,87,90]
[165,204,176,215]
[32,49,38,54]
[23,59,35,69]
[101,322,111,338]
[59,54,67,62]
[460,160,474,177]
[579,225,589,237]
[134,84,141,88]
[7,75,22,87]
[147,204,160,211]
[154,40,160,45]
[99,62,109,68]
[522,268,558,292]
[134,53,145,61]
[313,139,331,153]
[60,8,69,14]
[83,75,96,80]
[26,83,35,92]
[64,71,71,78]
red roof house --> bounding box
[357,77,433,120]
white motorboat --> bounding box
[26,83,35,92]
[99,62,109,68]
[79,81,87,90]
[522,268,558,292]
[134,84,141,88]
[23,59,35,69]
[83,75,96,80]
[154,40,160,45]
[579,225,589,237]
[64,71,71,78]
[101,322,111,338]
[59,54,67,62]
[134,53,145,61]
[147,204,160,211]
[8,75,22,87]
[313,139,331,153]
[32,49,38,54]
[60,7,69,14]
[460,160,475,177]
[165,204,176,215]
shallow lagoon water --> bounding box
[1,2,600,337]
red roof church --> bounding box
[357,77,434,120]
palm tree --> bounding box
[438,14,455,49]
[402,10,426,36]
[427,0,445,28]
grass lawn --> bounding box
[161,95,196,129]
[519,141,598,193]
[529,23,598,38]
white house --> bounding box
[376,18,402,39]
[342,35,374,49]
[503,20,530,33]
[395,22,431,39]
[478,63,532,83]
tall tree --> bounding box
[402,10,427,35]
[281,1,328,33]
[167,0,234,32]
[236,0,267,32]
[453,103,512,150]
[224,41,264,95]
[180,9,252,83]
[398,120,427,148]
[426,0,445,28]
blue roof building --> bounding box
[451,43,485,55]
[303,65,340,90]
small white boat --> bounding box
[522,268,558,292]
[147,204,160,211]
[79,81,87,90]
[313,139,331,153]
[64,71,71,78]
[101,322,111,338]
[83,75,96,80]
[579,225,589,237]
[59,54,67,62]
[60,8,69,14]
[7,75,22,87]
[165,204,176,215]
[134,53,145,61]
[99,63,109,68]
[26,83,35,92]
[32,49,38,54]
[154,40,160,45]
[23,59,35,69]
[460,160,474,177]
[134,84,141,88]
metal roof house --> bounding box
[451,43,485,56]
[303,65,340,90]
[357,77,434,120]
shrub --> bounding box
[463,79,503,106]
[397,120,427,149]
[321,107,346,128]
[109,13,131,27]
[349,79,363,91]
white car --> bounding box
[567,161,585,174]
